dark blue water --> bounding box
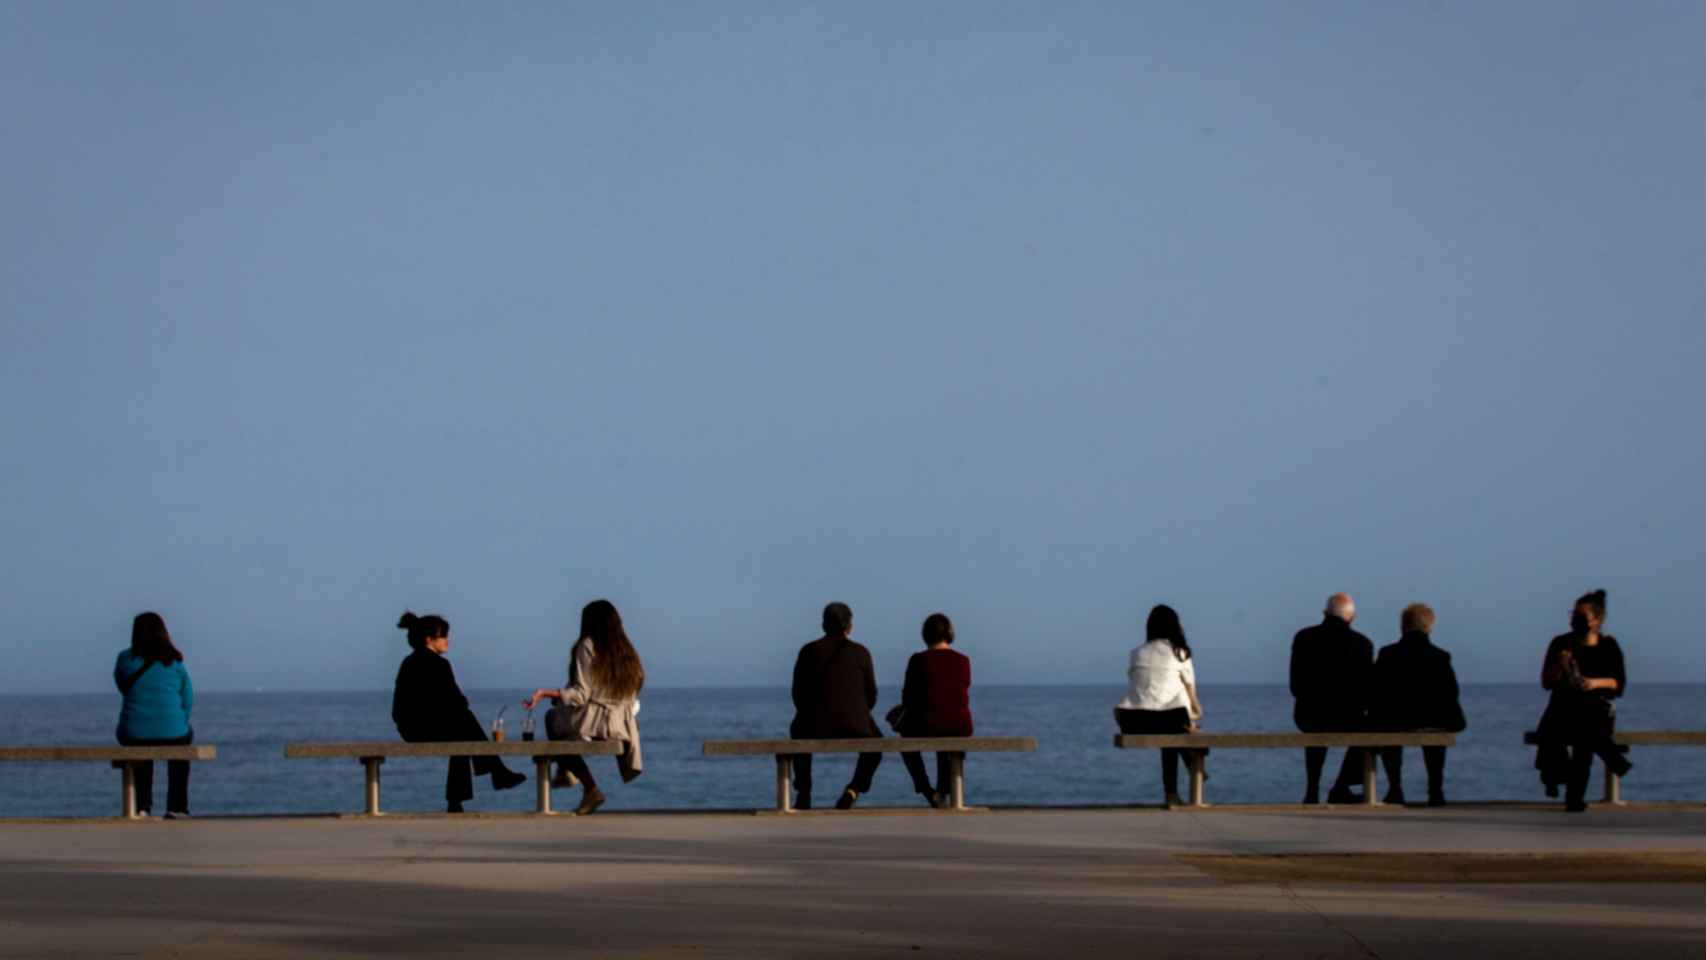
[2,685,1701,817]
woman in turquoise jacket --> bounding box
[114,612,195,817]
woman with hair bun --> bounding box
[391,611,526,812]
[1533,589,1631,812]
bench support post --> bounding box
[947,753,965,811]
[1362,749,1378,805]
[775,755,793,813]
[1187,752,1206,807]
[121,762,138,819]
[1604,768,1623,805]
[361,757,383,816]
[535,757,554,814]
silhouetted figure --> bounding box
[114,612,195,818]
[524,599,645,816]
[1290,593,1374,804]
[1371,604,1465,806]
[391,612,526,812]
[895,613,972,808]
[790,602,882,810]
[1114,604,1206,806]
[1533,589,1630,812]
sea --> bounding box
[2,685,1702,818]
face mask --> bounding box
[1570,612,1591,634]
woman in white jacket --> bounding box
[1114,604,1205,806]
[524,599,644,815]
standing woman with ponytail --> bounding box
[1533,589,1631,812]
[523,599,645,815]
[114,612,195,818]
[391,612,527,812]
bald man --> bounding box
[1289,593,1375,803]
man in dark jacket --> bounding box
[1371,603,1465,806]
[1290,593,1375,803]
[790,602,882,810]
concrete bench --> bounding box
[1113,732,1457,807]
[1521,730,1706,804]
[702,737,1038,812]
[0,745,218,819]
[283,741,623,815]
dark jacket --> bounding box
[392,649,484,742]
[1535,633,1626,742]
[1370,632,1465,732]
[1289,615,1374,731]
[791,635,880,738]
[900,647,973,737]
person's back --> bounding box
[901,645,973,737]
[1372,632,1462,732]
[791,635,880,738]
[1290,615,1374,729]
[115,649,193,741]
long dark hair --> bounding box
[131,612,184,665]
[398,611,450,651]
[579,599,645,701]
[1146,604,1191,661]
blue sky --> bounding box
[2,2,1702,693]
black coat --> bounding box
[391,649,484,743]
[1289,615,1374,731]
[790,636,881,739]
[1370,632,1466,732]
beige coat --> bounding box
[547,636,643,781]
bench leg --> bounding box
[947,753,965,811]
[1604,768,1623,805]
[775,755,793,813]
[535,757,554,814]
[1362,750,1378,806]
[361,757,384,816]
[1187,752,1206,808]
[121,762,138,820]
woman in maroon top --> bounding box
[896,612,973,808]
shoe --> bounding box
[575,787,606,816]
[1427,793,1447,808]
[1301,790,1319,805]
[491,768,527,792]
[133,810,152,819]
[924,791,948,810]
[1383,788,1406,806]
[447,801,465,814]
[1564,799,1588,813]
[834,788,858,810]
[1163,792,1186,808]
[164,811,191,820]
[793,793,811,811]
[1610,756,1634,778]
[1326,787,1362,805]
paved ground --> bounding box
[3,803,1704,958]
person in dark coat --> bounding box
[1370,604,1466,806]
[1289,593,1374,804]
[391,611,526,812]
[1533,589,1631,812]
[790,602,882,810]
[894,613,973,808]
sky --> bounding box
[2,2,1702,694]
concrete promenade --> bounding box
[3,804,1704,958]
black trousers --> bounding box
[1380,746,1447,797]
[900,749,961,797]
[402,712,513,804]
[793,750,881,801]
[118,731,192,814]
[1116,708,1199,795]
[1565,736,1626,805]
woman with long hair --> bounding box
[114,612,195,818]
[1113,604,1206,806]
[523,599,645,815]
[391,611,527,812]
[1533,589,1631,812]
